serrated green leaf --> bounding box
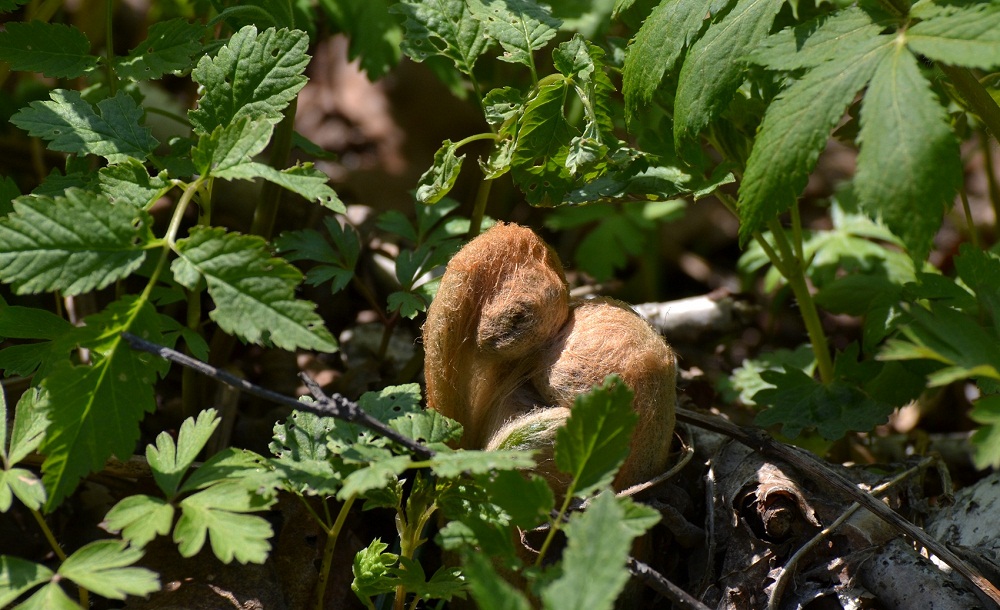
[177,447,274,493]
[147,409,220,496]
[0,21,98,78]
[622,0,714,125]
[212,161,345,212]
[189,26,309,134]
[96,159,170,209]
[0,189,152,296]
[338,455,412,500]
[751,7,885,70]
[116,19,206,80]
[0,556,54,608]
[970,394,1000,470]
[619,495,662,535]
[511,81,574,205]
[58,540,159,599]
[479,470,553,529]
[319,0,402,79]
[906,4,1000,69]
[417,140,465,204]
[193,118,273,176]
[102,494,175,547]
[953,244,1000,324]
[172,226,337,352]
[0,0,29,13]
[270,409,344,495]
[429,449,535,478]
[388,290,429,319]
[11,90,158,163]
[540,491,635,610]
[175,480,274,563]
[390,409,463,445]
[483,87,524,127]
[352,539,398,602]
[737,40,890,242]
[555,375,637,497]
[392,0,490,75]
[674,0,784,145]
[462,552,532,610]
[38,296,164,509]
[855,46,962,262]
[276,217,359,293]
[726,345,815,406]
[468,0,560,67]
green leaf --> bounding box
[318,0,402,79]
[352,539,398,602]
[212,160,345,212]
[555,375,637,497]
[479,470,553,529]
[467,0,560,67]
[0,21,98,78]
[38,296,164,509]
[540,491,637,610]
[673,0,784,145]
[390,409,463,445]
[953,244,1000,324]
[338,455,412,500]
[416,140,465,204]
[751,7,886,70]
[0,468,44,512]
[511,81,574,205]
[58,540,159,599]
[11,90,158,163]
[0,189,152,296]
[147,410,220,496]
[0,306,71,341]
[96,160,170,209]
[189,26,309,134]
[0,175,19,216]
[172,226,337,352]
[906,4,1000,70]
[193,118,273,177]
[462,552,532,610]
[738,40,890,242]
[178,447,273,493]
[14,583,79,610]
[276,216,360,293]
[725,345,815,406]
[175,480,274,563]
[854,46,962,262]
[387,290,429,319]
[116,19,206,80]
[0,556,53,608]
[622,0,714,124]
[392,0,490,75]
[102,494,175,547]
[970,394,1000,470]
[6,389,47,467]
[429,449,535,478]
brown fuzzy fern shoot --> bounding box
[423,223,676,491]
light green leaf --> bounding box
[907,4,1000,70]
[0,556,53,608]
[540,491,635,610]
[189,26,309,134]
[417,140,465,204]
[96,160,171,209]
[970,395,1000,470]
[0,468,45,511]
[318,0,402,79]
[555,375,637,497]
[338,455,412,500]
[392,0,490,75]
[0,189,152,296]
[175,480,274,563]
[116,19,206,80]
[738,40,890,242]
[39,296,164,509]
[147,409,220,496]
[11,90,158,163]
[390,409,463,445]
[855,46,962,262]
[102,494,175,547]
[192,118,273,176]
[429,449,535,477]
[178,447,273,493]
[483,87,524,127]
[352,539,398,602]
[5,386,48,466]
[622,0,714,124]
[172,226,337,352]
[468,0,560,67]
[751,7,885,70]
[0,21,98,78]
[13,582,78,610]
[58,540,159,599]
[674,0,784,145]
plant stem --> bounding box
[105,0,118,96]
[535,491,575,566]
[141,179,202,303]
[250,97,298,240]
[313,495,356,610]
[31,509,88,605]
[981,132,1000,226]
[766,218,834,384]
[467,177,493,238]
[960,187,980,249]
[940,64,1000,144]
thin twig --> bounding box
[675,407,1000,607]
[626,558,712,610]
[121,333,434,460]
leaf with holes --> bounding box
[392,0,490,75]
[468,0,560,68]
[417,140,465,204]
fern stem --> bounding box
[468,177,493,238]
[939,64,1000,145]
[313,495,356,610]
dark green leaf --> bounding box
[907,4,1000,69]
[479,470,553,529]
[511,81,574,205]
[953,244,1000,324]
[751,7,885,70]
[462,552,532,610]
[116,19,206,80]
[468,0,560,67]
[276,217,360,293]
[392,0,490,75]
[0,21,98,78]
[319,0,402,78]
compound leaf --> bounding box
[751,7,885,70]
[275,216,360,293]
[468,0,560,68]
[172,226,337,352]
[189,25,309,134]
[147,409,220,497]
[175,480,274,563]
[11,90,158,163]
[855,46,962,262]
[58,540,159,600]
[0,556,54,608]
[393,0,490,75]
[102,494,175,547]
[0,21,98,78]
[907,4,1000,70]
[116,18,206,80]
[0,189,152,296]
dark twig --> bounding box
[675,407,1000,607]
[122,333,434,460]
[627,558,712,610]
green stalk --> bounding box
[939,65,1000,145]
[250,98,298,240]
[313,495,357,610]
[142,179,203,302]
[960,187,980,249]
[535,491,574,566]
[31,509,88,605]
[467,177,494,238]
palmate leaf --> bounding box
[275,216,360,294]
[907,3,1000,70]
[115,19,206,80]
[392,0,490,75]
[467,0,560,68]
[175,480,275,564]
[738,37,891,242]
[147,410,220,497]
[0,556,54,608]
[0,21,98,78]
[38,296,165,509]
[621,0,714,124]
[673,0,784,146]
[103,494,175,547]
[172,226,337,352]
[189,26,309,134]
[11,90,158,163]
[855,46,962,262]
[58,540,159,600]
[0,189,153,296]
[751,7,886,71]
